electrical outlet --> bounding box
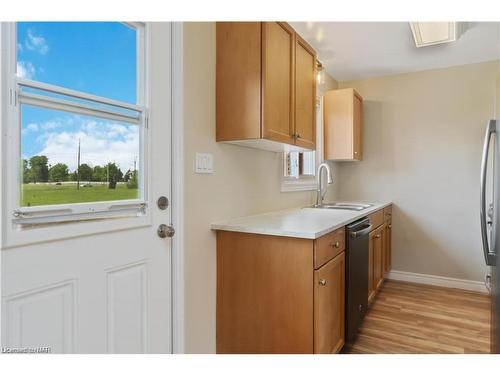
[195,153,214,174]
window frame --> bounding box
[1,22,152,244]
[281,95,324,192]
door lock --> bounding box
[157,196,169,210]
[158,224,175,238]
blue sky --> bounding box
[18,22,139,172]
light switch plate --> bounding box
[195,153,214,174]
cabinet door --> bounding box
[384,220,392,275]
[373,226,384,291]
[324,88,363,161]
[314,252,345,354]
[352,93,362,160]
[294,35,316,150]
[262,22,295,145]
[368,231,375,304]
[216,22,262,142]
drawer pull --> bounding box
[330,241,340,248]
[319,279,327,286]
[375,234,381,239]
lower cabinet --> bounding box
[314,252,345,354]
[216,228,345,354]
[368,205,393,305]
[383,219,392,274]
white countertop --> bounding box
[211,202,392,239]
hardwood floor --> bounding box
[348,280,491,354]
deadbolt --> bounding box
[157,196,169,210]
[158,224,175,238]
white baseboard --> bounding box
[387,270,488,294]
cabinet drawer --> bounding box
[314,227,345,269]
[383,205,392,222]
[367,209,384,230]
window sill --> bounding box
[281,178,318,193]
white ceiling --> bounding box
[291,22,500,82]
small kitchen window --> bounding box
[4,22,148,227]
[281,96,323,192]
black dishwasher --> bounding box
[344,217,372,349]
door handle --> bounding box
[485,274,492,294]
[480,119,496,266]
[158,224,175,238]
[350,224,373,238]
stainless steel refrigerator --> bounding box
[480,49,500,353]
[481,118,500,353]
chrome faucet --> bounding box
[316,162,333,206]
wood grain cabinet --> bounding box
[383,206,392,275]
[314,252,345,354]
[216,22,317,152]
[216,227,345,354]
[368,205,393,305]
[324,88,363,161]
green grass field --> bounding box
[22,183,139,207]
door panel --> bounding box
[262,22,295,145]
[373,226,384,290]
[106,261,147,353]
[5,280,75,353]
[353,94,362,160]
[1,23,173,353]
[492,59,500,354]
[384,221,392,275]
[294,36,316,149]
[314,252,345,354]
[368,231,375,304]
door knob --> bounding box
[158,224,175,238]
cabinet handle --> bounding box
[319,279,327,286]
[331,241,340,248]
[296,133,301,139]
[375,234,381,239]
[388,224,392,229]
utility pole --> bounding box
[76,139,81,190]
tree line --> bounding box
[23,155,138,189]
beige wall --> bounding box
[497,60,500,117]
[183,22,338,353]
[330,61,498,282]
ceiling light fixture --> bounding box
[409,22,466,48]
[316,60,325,85]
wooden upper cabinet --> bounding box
[262,22,295,144]
[314,252,345,354]
[324,88,363,161]
[294,35,316,149]
[216,22,262,141]
[216,22,316,152]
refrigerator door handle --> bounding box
[480,119,497,266]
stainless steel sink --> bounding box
[309,202,374,211]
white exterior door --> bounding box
[0,23,174,353]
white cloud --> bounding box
[16,61,36,79]
[21,122,39,136]
[25,29,49,55]
[27,123,39,132]
[41,121,60,131]
[36,119,139,172]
